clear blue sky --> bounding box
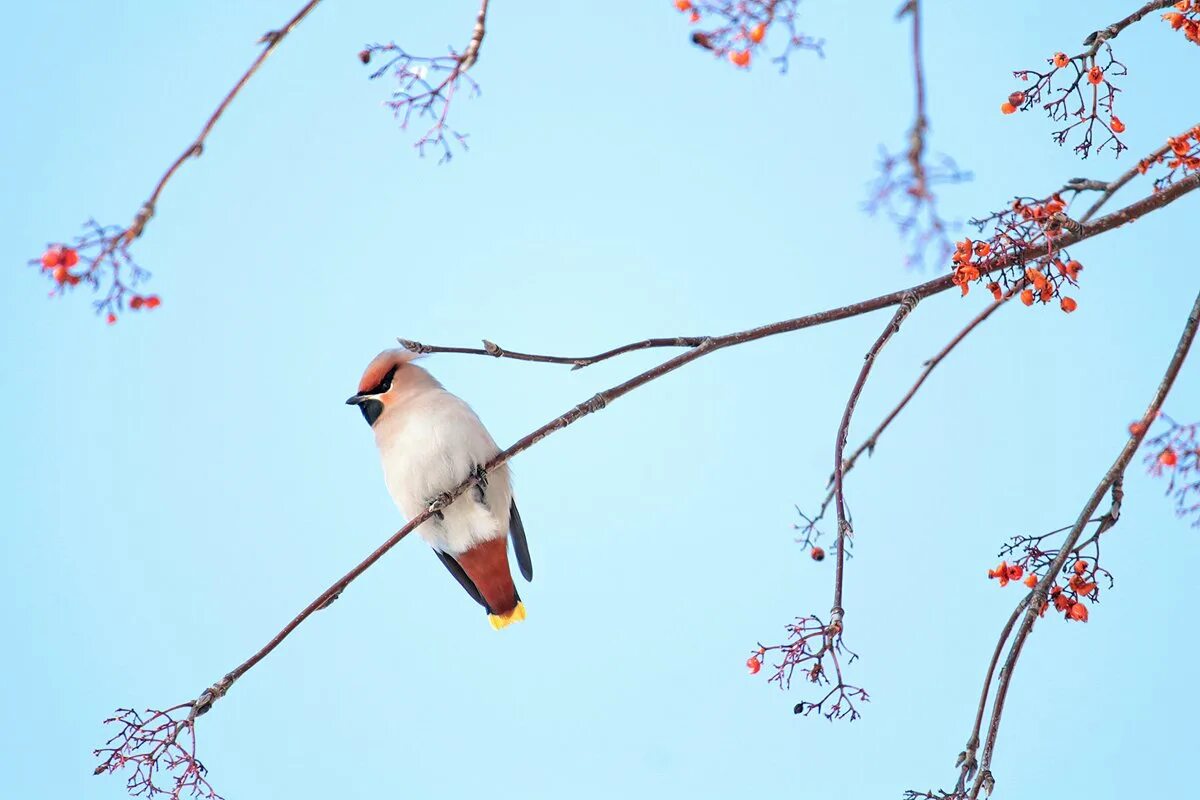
[2,2,1197,798]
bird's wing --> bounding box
[509,499,533,582]
[434,549,487,609]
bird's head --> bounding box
[345,348,428,426]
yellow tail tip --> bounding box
[488,602,527,630]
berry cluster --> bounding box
[1003,46,1128,157]
[1136,125,1200,192]
[955,193,1089,309]
[1142,414,1200,526]
[673,0,822,72]
[747,615,868,721]
[28,221,156,323]
[1162,1,1200,45]
[987,558,1100,624]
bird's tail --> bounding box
[488,601,526,630]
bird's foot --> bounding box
[426,492,454,520]
[470,464,488,503]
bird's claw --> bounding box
[426,492,454,519]
[470,465,488,503]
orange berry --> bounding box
[1160,448,1178,467]
[1087,65,1103,85]
[1061,297,1078,313]
[746,656,761,675]
[52,265,69,284]
[1007,564,1024,580]
[987,282,1002,301]
[1129,421,1147,436]
[973,241,991,257]
[811,546,825,562]
[41,248,63,268]
[1008,91,1026,106]
[1110,115,1126,134]
[1068,602,1089,622]
[674,0,692,11]
[1053,52,1070,68]
[749,22,766,43]
[62,248,79,267]
[1000,102,1016,115]
[1023,573,1037,589]
[1073,560,1087,575]
[729,49,751,67]
[1020,289,1034,306]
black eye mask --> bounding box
[361,364,399,397]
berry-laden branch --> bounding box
[795,123,1185,547]
[360,0,490,162]
[1000,0,1176,157]
[674,0,823,70]
[926,290,1200,800]
[866,0,971,268]
[27,0,324,322]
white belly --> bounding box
[375,389,512,555]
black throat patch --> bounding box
[359,398,385,426]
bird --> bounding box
[346,348,532,629]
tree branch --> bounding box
[399,172,1200,370]
[966,289,1200,799]
[830,293,920,623]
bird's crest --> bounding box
[355,348,422,394]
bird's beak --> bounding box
[345,393,370,405]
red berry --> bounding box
[62,248,79,267]
[1008,91,1026,106]
[810,546,825,562]
[52,266,69,284]
[746,656,761,675]
[144,295,161,309]
[130,296,145,310]
[106,313,118,325]
[41,248,63,268]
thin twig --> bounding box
[1080,139,1178,222]
[830,293,920,622]
[127,0,324,245]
